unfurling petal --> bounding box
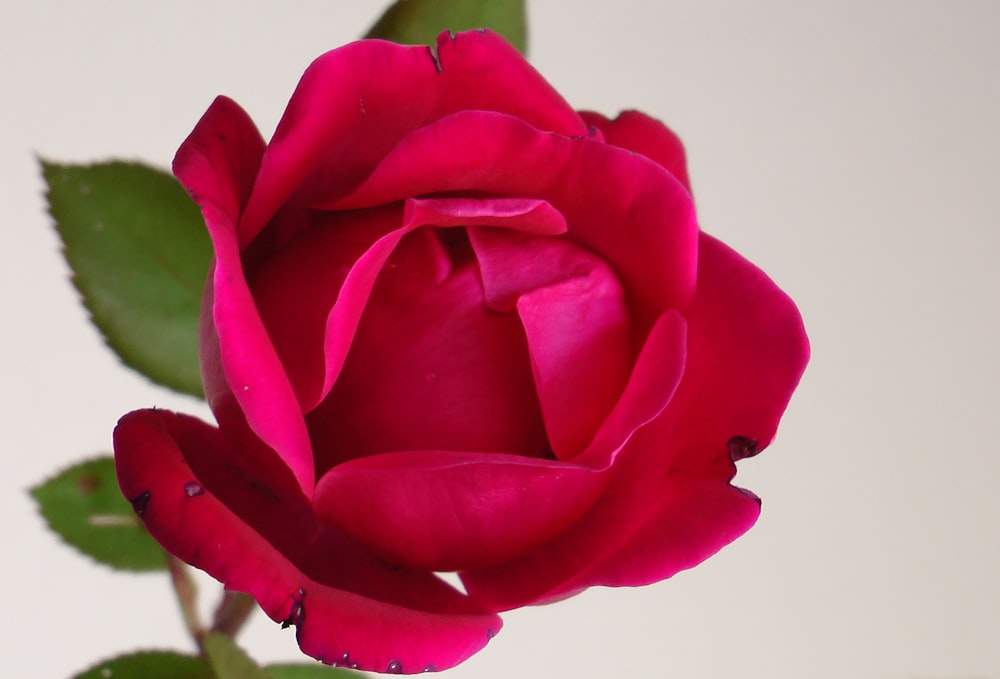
[114,409,501,673]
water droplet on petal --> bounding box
[422,664,437,672]
[183,481,204,497]
[338,652,350,667]
[487,627,496,640]
[129,490,151,517]
[386,659,403,673]
[727,435,760,461]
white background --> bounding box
[3,1,999,677]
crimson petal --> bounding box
[173,96,314,496]
[579,110,692,194]
[238,31,586,246]
[114,409,501,674]
[326,110,698,330]
[311,308,686,580]
[314,450,609,573]
[469,227,633,459]
[462,236,808,608]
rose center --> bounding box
[307,227,549,477]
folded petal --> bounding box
[311,312,686,579]
[663,233,811,474]
[311,197,567,409]
[251,197,568,414]
[314,450,609,573]
[575,310,688,468]
[307,229,547,474]
[579,110,692,194]
[406,197,567,235]
[114,409,501,674]
[174,97,314,495]
[238,30,586,245]
[172,95,265,221]
[249,204,410,411]
[327,111,698,330]
[462,238,808,607]
[469,228,633,458]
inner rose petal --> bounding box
[252,197,570,415]
[308,227,548,476]
[469,227,633,459]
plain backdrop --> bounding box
[3,1,999,677]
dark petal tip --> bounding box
[727,435,760,462]
[129,490,151,517]
[280,588,306,630]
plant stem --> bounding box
[167,554,206,650]
[211,590,258,638]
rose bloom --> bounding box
[114,30,808,674]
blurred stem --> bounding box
[211,590,257,638]
[167,554,206,650]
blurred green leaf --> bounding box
[266,663,367,678]
[73,651,213,679]
[365,0,527,55]
[202,633,272,679]
[30,456,167,571]
[42,159,210,397]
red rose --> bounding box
[114,30,808,674]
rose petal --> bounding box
[306,230,547,474]
[311,197,567,409]
[537,474,762,603]
[310,310,688,576]
[326,111,698,330]
[407,197,567,234]
[114,409,502,674]
[174,97,314,496]
[238,30,586,246]
[468,228,633,458]
[249,204,406,411]
[462,236,808,608]
[172,95,264,217]
[251,197,568,412]
[314,449,609,572]
[656,233,811,473]
[575,310,688,468]
[579,110,692,194]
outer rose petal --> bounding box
[312,310,688,575]
[462,235,809,609]
[314,450,609,572]
[663,234,811,474]
[172,95,264,218]
[174,96,315,496]
[579,110,692,194]
[327,111,699,329]
[114,409,501,674]
[239,30,587,246]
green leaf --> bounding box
[73,651,213,679]
[266,663,367,678]
[42,159,211,397]
[202,633,272,679]
[30,456,167,571]
[364,0,527,55]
